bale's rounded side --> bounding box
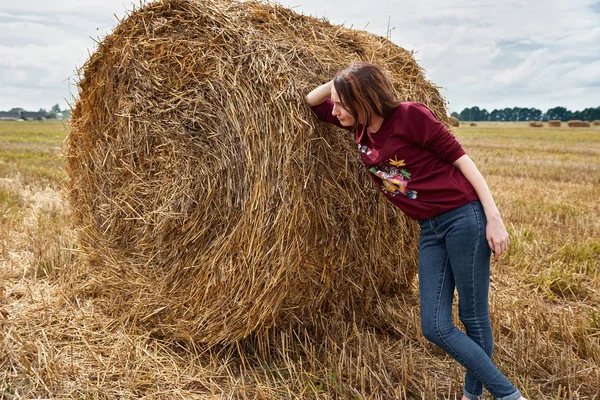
[66,0,450,345]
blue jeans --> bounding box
[418,201,521,400]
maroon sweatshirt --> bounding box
[310,99,479,220]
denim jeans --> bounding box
[418,201,521,400]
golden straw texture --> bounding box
[66,0,450,346]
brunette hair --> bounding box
[333,62,401,132]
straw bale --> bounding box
[548,120,561,127]
[449,116,459,127]
[66,0,451,345]
[469,122,477,126]
[593,120,600,126]
[528,121,543,128]
[567,120,588,128]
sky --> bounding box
[0,0,598,114]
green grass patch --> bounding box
[0,120,68,145]
[0,121,68,186]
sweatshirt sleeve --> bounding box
[404,103,466,163]
[310,99,350,130]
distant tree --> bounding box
[528,108,542,121]
[46,112,57,119]
[458,108,471,121]
[546,107,572,121]
[456,105,597,122]
[482,109,490,121]
[50,104,61,114]
[451,111,460,119]
[38,108,47,113]
[457,106,489,121]
[489,109,502,121]
[581,107,600,121]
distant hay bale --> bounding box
[548,120,561,127]
[449,116,460,127]
[592,120,600,126]
[529,121,544,128]
[65,0,451,345]
[568,120,589,128]
[469,122,477,126]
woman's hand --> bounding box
[453,155,510,260]
[485,212,509,261]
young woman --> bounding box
[305,62,526,400]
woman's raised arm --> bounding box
[304,80,333,106]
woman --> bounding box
[305,62,526,400]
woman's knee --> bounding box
[458,310,492,334]
[421,318,449,346]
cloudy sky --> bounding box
[1,0,598,114]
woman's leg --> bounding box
[446,201,493,398]
[418,202,522,400]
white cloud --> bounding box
[492,49,549,86]
[563,60,600,84]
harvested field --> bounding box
[0,122,600,400]
[0,0,599,397]
[2,121,599,398]
[0,117,600,400]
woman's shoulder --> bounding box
[398,101,430,112]
[396,102,439,121]
[386,101,429,121]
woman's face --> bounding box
[331,86,355,127]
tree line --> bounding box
[451,106,600,122]
[38,104,71,119]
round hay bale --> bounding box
[449,116,460,127]
[528,121,543,128]
[548,120,561,127]
[66,0,449,345]
[593,120,600,126]
[469,122,477,127]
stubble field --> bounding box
[0,120,598,399]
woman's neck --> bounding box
[368,115,385,133]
